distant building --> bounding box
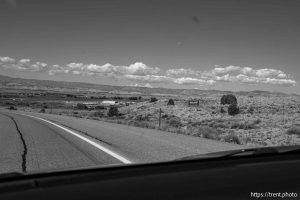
[82,102,99,109]
[187,99,200,106]
[101,100,118,106]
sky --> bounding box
[0,0,300,93]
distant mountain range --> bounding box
[0,75,295,97]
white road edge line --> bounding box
[22,114,132,164]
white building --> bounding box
[101,100,117,106]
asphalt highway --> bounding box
[0,110,244,174]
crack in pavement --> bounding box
[0,113,28,173]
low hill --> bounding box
[0,75,293,97]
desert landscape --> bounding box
[1,75,300,148]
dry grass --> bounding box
[10,93,300,147]
[199,126,221,140]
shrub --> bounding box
[246,123,259,130]
[198,126,220,140]
[162,114,168,119]
[40,108,46,113]
[230,121,258,130]
[253,118,261,125]
[134,114,150,121]
[76,103,88,110]
[150,97,158,103]
[221,94,237,105]
[112,96,123,100]
[8,106,17,110]
[95,105,105,110]
[129,97,138,101]
[211,122,228,129]
[167,99,175,106]
[168,118,182,128]
[247,106,255,114]
[89,111,104,118]
[228,104,239,116]
[107,106,119,117]
[133,121,151,128]
[189,121,203,127]
[286,126,300,136]
[230,122,244,129]
[224,134,241,144]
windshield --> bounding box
[0,0,300,175]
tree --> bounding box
[76,103,88,110]
[167,99,175,106]
[108,106,119,117]
[129,97,138,100]
[95,105,105,110]
[228,104,240,116]
[150,97,158,103]
[221,94,237,105]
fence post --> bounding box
[282,100,285,125]
[159,108,162,129]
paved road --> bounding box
[0,110,244,174]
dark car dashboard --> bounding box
[1,151,300,200]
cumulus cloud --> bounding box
[130,83,153,88]
[29,62,48,72]
[173,77,215,85]
[125,75,216,86]
[48,64,69,75]
[215,74,231,82]
[232,74,260,84]
[198,65,296,86]
[116,62,160,75]
[0,56,48,72]
[85,63,113,73]
[165,65,296,86]
[212,65,241,75]
[49,62,159,77]
[214,72,296,86]
[19,59,31,64]
[0,55,297,87]
[124,75,173,83]
[277,73,287,78]
[263,78,296,86]
[67,62,84,69]
[0,56,15,63]
[49,63,111,76]
[166,68,198,77]
[255,68,287,78]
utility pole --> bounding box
[282,99,285,125]
[159,108,162,129]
